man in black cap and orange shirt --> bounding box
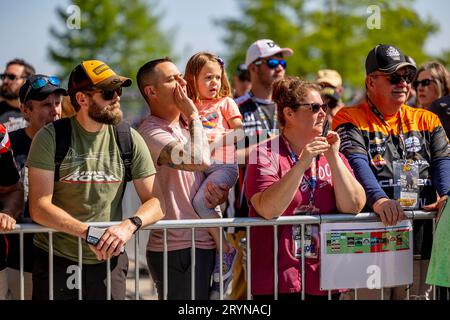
[3,74,66,299]
[26,60,164,300]
[333,44,450,299]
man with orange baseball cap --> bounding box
[27,60,164,300]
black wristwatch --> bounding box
[128,216,142,234]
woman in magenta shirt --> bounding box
[245,76,366,300]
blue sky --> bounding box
[0,0,449,75]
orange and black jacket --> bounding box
[333,102,450,258]
[333,101,450,209]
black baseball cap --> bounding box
[19,74,67,104]
[365,44,416,75]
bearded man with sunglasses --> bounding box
[26,60,164,300]
[0,59,35,132]
[333,44,450,300]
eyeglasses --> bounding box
[294,103,328,113]
[85,87,122,100]
[0,73,25,81]
[413,78,436,89]
[254,59,287,69]
[22,76,61,103]
[372,72,415,85]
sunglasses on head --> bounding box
[0,73,25,81]
[22,76,61,103]
[295,102,328,113]
[413,78,435,89]
[85,87,122,100]
[254,59,287,69]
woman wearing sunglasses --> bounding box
[245,76,365,300]
[413,61,450,109]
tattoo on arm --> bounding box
[157,118,210,171]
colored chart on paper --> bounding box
[325,229,410,254]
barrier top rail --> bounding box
[2,210,436,234]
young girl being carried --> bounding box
[185,52,242,297]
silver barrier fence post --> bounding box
[163,228,168,300]
[219,226,224,300]
[246,226,251,300]
[49,232,54,300]
[191,228,196,300]
[78,237,82,300]
[19,231,24,300]
[273,225,278,300]
[301,224,305,300]
[432,217,436,300]
[135,232,140,300]
[106,258,111,300]
[354,288,358,300]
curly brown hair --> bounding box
[272,76,321,127]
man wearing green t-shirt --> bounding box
[27,60,164,300]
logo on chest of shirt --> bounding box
[61,170,121,183]
[59,149,122,183]
[404,136,421,153]
[299,164,332,192]
[371,154,386,166]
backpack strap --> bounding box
[113,121,133,182]
[53,118,72,182]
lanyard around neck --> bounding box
[281,134,317,208]
[249,91,277,132]
[367,97,407,160]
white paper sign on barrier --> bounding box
[320,220,413,290]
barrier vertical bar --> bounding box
[106,258,111,300]
[273,225,278,300]
[19,232,24,300]
[219,226,224,300]
[49,232,54,300]
[78,237,82,300]
[354,288,358,300]
[135,233,140,300]
[246,226,251,300]
[301,224,305,301]
[163,228,168,300]
[191,228,196,300]
[432,218,436,300]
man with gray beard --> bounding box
[27,60,164,300]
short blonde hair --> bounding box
[185,52,231,101]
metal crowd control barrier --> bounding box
[2,210,437,300]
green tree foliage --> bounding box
[218,0,441,88]
[48,0,172,82]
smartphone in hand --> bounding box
[321,120,329,137]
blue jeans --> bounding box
[193,163,239,218]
